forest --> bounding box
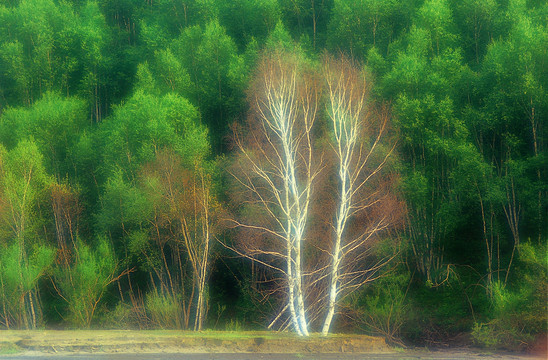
[0,0,546,352]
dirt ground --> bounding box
[0,352,545,360]
[0,330,388,355]
[0,330,544,359]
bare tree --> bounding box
[141,149,218,330]
[231,49,321,336]
[321,55,400,335]
[181,162,215,331]
[231,52,401,336]
[51,183,80,269]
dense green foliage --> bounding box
[0,0,545,350]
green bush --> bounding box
[0,242,54,329]
[349,269,411,345]
[54,237,118,328]
[472,241,547,350]
[225,318,243,331]
[101,302,137,329]
[471,281,535,349]
[471,322,501,348]
[145,290,183,329]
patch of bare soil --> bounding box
[529,333,547,358]
[0,330,390,355]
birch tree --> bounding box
[321,56,399,335]
[231,49,320,336]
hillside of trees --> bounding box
[0,0,546,351]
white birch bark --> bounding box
[232,50,318,336]
[265,55,312,336]
[321,57,394,335]
[322,60,361,335]
[195,167,211,331]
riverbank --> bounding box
[0,330,544,359]
[0,330,388,355]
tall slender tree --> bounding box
[231,48,320,336]
[321,55,399,335]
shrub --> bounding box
[101,302,136,329]
[145,290,183,329]
[225,318,243,331]
[472,241,547,350]
[471,322,501,348]
[54,237,118,328]
[0,242,54,329]
[349,269,411,345]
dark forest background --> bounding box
[0,0,546,351]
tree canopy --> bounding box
[0,0,545,350]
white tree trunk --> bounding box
[294,232,309,335]
[234,50,319,336]
[322,153,352,335]
[322,56,394,335]
[195,168,212,331]
[286,218,302,335]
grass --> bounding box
[136,329,304,340]
[134,330,376,340]
[0,330,391,355]
[0,342,20,355]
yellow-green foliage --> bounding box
[145,290,183,329]
[54,237,117,328]
[0,242,54,329]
